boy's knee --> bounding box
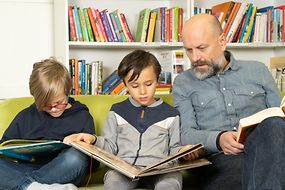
[155,178,182,190]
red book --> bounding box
[211,1,235,29]
[223,2,241,36]
[165,9,170,42]
[92,8,108,42]
[120,13,133,42]
[68,6,77,41]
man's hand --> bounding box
[219,131,244,155]
[63,133,96,145]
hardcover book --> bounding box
[0,140,69,162]
[70,141,211,179]
[135,8,151,42]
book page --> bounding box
[239,107,284,128]
[70,141,142,179]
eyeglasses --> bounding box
[43,98,68,111]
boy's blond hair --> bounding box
[29,58,72,110]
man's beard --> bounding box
[191,57,224,80]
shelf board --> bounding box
[227,42,285,48]
[69,42,184,49]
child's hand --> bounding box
[63,133,96,145]
[179,144,202,161]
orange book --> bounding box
[178,8,183,42]
[110,81,125,95]
[211,1,235,30]
[223,2,241,36]
[87,7,100,42]
[74,58,79,95]
[68,6,77,41]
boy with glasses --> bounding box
[0,58,95,190]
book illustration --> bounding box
[0,140,69,162]
[70,141,210,179]
[236,105,285,144]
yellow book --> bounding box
[242,6,257,43]
[146,11,157,42]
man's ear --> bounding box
[218,33,227,51]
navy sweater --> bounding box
[1,97,95,143]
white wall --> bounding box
[0,0,54,99]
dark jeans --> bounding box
[184,116,285,190]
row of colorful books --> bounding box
[69,59,103,95]
[136,7,184,42]
[197,2,285,43]
[68,6,133,42]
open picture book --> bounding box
[70,141,211,179]
[236,104,285,144]
[0,139,69,162]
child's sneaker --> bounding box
[26,182,78,190]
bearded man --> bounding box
[172,13,285,190]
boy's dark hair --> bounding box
[118,50,161,83]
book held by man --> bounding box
[70,141,211,179]
[0,140,69,162]
[236,105,285,144]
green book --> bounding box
[0,139,69,162]
[135,8,151,42]
[78,7,89,42]
[83,8,95,42]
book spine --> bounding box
[68,6,77,41]
[146,11,157,42]
[109,12,123,42]
[83,8,94,42]
[105,10,118,42]
[178,8,183,42]
[100,10,114,42]
[112,10,127,42]
[119,13,134,42]
[78,7,89,42]
[87,7,100,42]
[92,8,107,42]
[73,5,83,41]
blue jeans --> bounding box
[184,116,285,190]
[244,116,285,190]
[0,147,90,190]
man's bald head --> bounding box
[183,14,222,39]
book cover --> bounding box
[135,8,151,42]
[102,70,121,95]
[70,141,210,179]
[237,105,285,144]
[172,7,179,42]
[242,6,257,43]
[0,140,69,162]
[239,3,253,43]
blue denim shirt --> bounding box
[172,52,281,153]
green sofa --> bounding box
[1,95,198,189]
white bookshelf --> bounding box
[1,0,284,98]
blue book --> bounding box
[72,5,83,41]
[0,140,69,162]
[239,3,253,43]
[102,70,121,94]
[110,11,127,42]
